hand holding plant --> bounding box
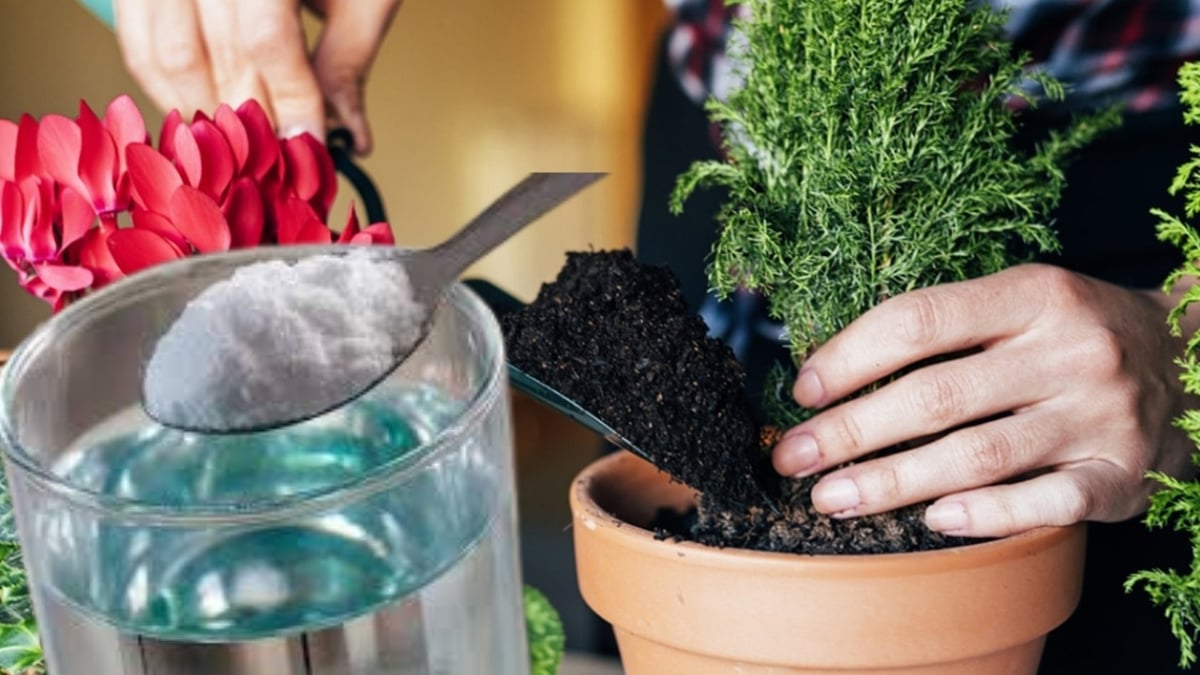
[775,263,1197,537]
[671,0,1127,543]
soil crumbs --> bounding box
[501,249,967,555]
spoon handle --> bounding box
[430,172,606,282]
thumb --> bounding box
[313,0,401,155]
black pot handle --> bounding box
[326,128,388,224]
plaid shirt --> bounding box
[666,0,1200,114]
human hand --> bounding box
[772,264,1199,538]
[112,0,400,154]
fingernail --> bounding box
[814,478,859,514]
[794,367,825,407]
[925,502,968,533]
[779,432,821,477]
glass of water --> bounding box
[0,245,529,675]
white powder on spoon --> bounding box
[143,252,427,432]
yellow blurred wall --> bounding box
[0,0,668,348]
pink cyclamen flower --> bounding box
[0,95,395,311]
[156,101,338,248]
[36,96,147,222]
[0,178,94,310]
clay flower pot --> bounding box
[570,451,1086,674]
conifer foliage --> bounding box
[671,0,1117,362]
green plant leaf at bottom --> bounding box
[0,620,42,675]
[524,584,566,675]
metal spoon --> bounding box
[462,278,653,465]
[145,172,606,434]
[508,364,652,464]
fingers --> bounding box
[115,0,313,133]
[793,265,1057,409]
[195,1,271,113]
[236,1,325,139]
[113,0,396,147]
[774,343,1052,477]
[115,0,217,116]
[772,266,1180,537]
[312,0,402,154]
[924,461,1130,538]
[805,410,1070,518]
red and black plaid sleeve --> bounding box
[666,0,1200,114]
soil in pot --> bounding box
[500,249,966,554]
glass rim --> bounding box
[0,245,507,526]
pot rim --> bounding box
[571,450,1083,577]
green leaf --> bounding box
[524,585,565,675]
[0,620,42,674]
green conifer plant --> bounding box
[671,0,1115,397]
[1126,60,1200,670]
[667,0,1117,551]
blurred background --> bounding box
[0,0,672,654]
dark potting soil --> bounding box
[501,249,967,555]
[500,249,769,505]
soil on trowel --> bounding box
[502,249,967,555]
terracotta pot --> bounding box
[570,451,1087,675]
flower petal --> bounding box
[336,202,361,243]
[37,115,87,197]
[21,178,56,261]
[58,186,95,250]
[172,125,203,188]
[158,109,183,160]
[102,95,148,172]
[223,177,265,248]
[33,262,93,292]
[361,222,395,245]
[14,115,40,182]
[169,184,231,253]
[214,104,249,173]
[116,170,132,210]
[51,291,71,313]
[0,119,16,182]
[282,134,336,217]
[77,101,120,212]
[127,143,184,215]
[18,274,59,306]
[0,180,24,258]
[296,220,332,244]
[107,227,185,276]
[192,119,235,200]
[273,195,321,244]
[237,100,279,180]
[131,207,188,250]
[75,223,123,287]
